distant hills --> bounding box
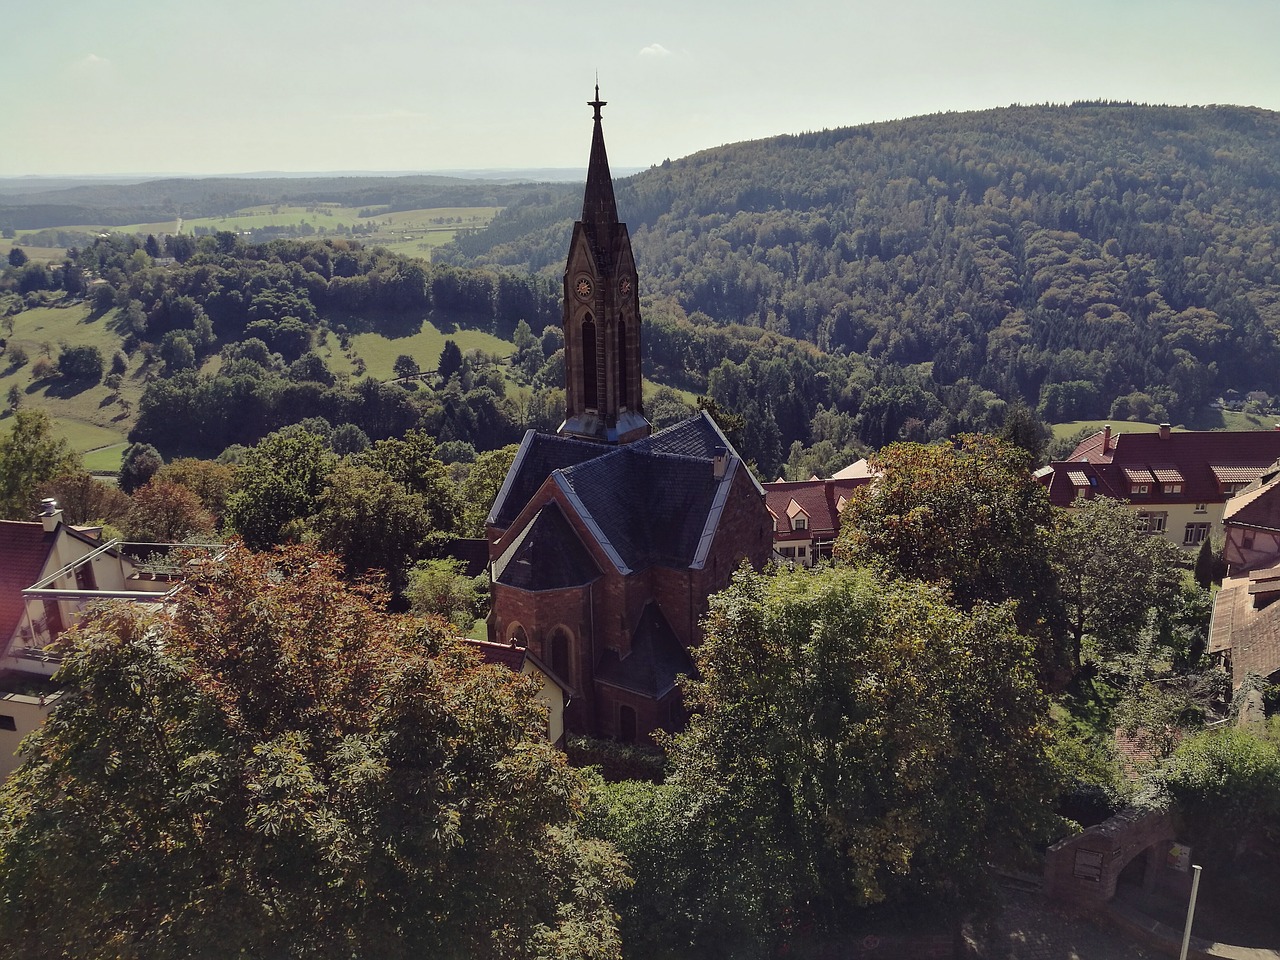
[439,102,1280,422]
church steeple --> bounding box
[559,86,651,445]
[582,84,619,227]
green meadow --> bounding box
[14,205,502,264]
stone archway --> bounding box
[1044,807,1177,909]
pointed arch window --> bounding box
[550,627,571,681]
[582,315,598,410]
[617,320,628,408]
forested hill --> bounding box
[440,103,1280,422]
[0,176,558,230]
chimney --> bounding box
[711,445,728,479]
[1102,424,1111,453]
[40,497,63,533]
[1159,423,1171,440]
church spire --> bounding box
[582,83,619,226]
[558,85,650,446]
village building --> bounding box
[485,90,773,744]
[1037,423,1280,549]
[1209,459,1280,691]
[0,500,224,778]
[763,475,869,566]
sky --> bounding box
[3,0,1280,177]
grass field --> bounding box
[0,238,69,264]
[1051,408,1276,440]
[13,204,502,264]
[341,322,515,381]
[0,300,143,468]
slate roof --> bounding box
[1040,428,1280,508]
[463,639,571,694]
[763,477,869,543]
[488,431,610,530]
[594,602,694,699]
[491,413,757,576]
[0,521,56,646]
[493,503,600,591]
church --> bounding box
[485,89,773,744]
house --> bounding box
[763,476,869,565]
[1037,423,1280,549]
[485,90,773,745]
[1208,460,1280,691]
[464,638,571,746]
[0,499,223,778]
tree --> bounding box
[0,409,80,520]
[458,444,519,537]
[393,354,420,380]
[598,565,1057,954]
[143,233,161,258]
[160,330,197,373]
[834,435,1065,674]
[6,247,27,268]
[311,464,431,594]
[57,344,104,383]
[406,558,486,630]
[351,430,458,539]
[1048,496,1184,670]
[0,544,626,959]
[118,442,164,494]
[225,429,335,549]
[126,479,218,542]
[152,457,239,525]
[438,339,463,380]
[37,472,132,527]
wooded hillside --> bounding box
[442,103,1280,423]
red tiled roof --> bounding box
[1210,568,1280,686]
[762,477,870,540]
[0,521,56,648]
[1040,429,1280,508]
[464,638,527,672]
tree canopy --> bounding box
[0,544,626,960]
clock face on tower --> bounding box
[575,277,593,299]
[619,277,632,296]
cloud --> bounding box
[74,53,111,70]
[639,43,673,58]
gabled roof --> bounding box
[488,431,610,530]
[1040,428,1280,507]
[1223,459,1280,528]
[492,502,601,591]
[493,413,759,576]
[594,602,694,699]
[762,477,869,541]
[463,638,571,694]
[0,521,56,645]
[1210,566,1280,687]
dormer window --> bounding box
[1163,483,1182,495]
[1131,483,1150,495]
[793,516,807,531]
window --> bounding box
[798,546,807,558]
[1243,529,1257,549]
[1163,482,1182,495]
[550,628,571,681]
[75,561,96,592]
[1194,503,1207,514]
[618,705,637,744]
[1137,512,1167,535]
[1130,483,1150,495]
[1183,523,1211,546]
[779,546,796,558]
[792,515,807,531]
[581,315,597,410]
[510,624,528,648]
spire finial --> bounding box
[589,78,606,122]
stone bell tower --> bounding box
[558,85,651,445]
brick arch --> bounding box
[507,621,529,648]
[546,624,573,686]
[1045,807,1177,908]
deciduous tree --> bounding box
[0,409,80,519]
[0,544,626,960]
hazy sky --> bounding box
[4,0,1279,177]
